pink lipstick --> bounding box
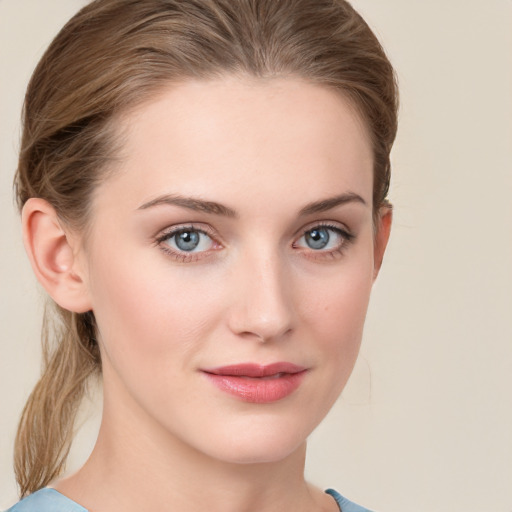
[201,363,307,403]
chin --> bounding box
[186,412,314,466]
[214,438,305,466]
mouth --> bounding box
[201,363,307,403]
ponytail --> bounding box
[14,305,100,497]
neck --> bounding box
[55,382,326,512]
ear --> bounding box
[22,198,92,313]
[373,205,392,281]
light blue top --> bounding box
[5,489,87,512]
[326,488,375,512]
[6,487,374,512]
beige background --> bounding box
[1,1,511,510]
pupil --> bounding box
[176,231,200,251]
[306,228,329,250]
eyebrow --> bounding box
[138,194,238,217]
[298,192,367,216]
[137,191,367,218]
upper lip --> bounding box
[202,362,306,377]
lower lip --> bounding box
[203,371,307,403]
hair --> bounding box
[13,0,398,497]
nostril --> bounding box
[235,324,293,344]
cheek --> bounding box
[299,252,375,386]
[304,257,373,340]
[87,251,224,371]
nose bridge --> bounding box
[228,242,294,342]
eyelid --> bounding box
[292,221,355,258]
[294,220,353,240]
[155,223,217,242]
[153,220,354,264]
[155,223,223,262]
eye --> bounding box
[157,226,218,259]
[165,228,213,252]
[171,229,209,252]
[304,227,333,250]
[294,224,353,254]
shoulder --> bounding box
[325,488,376,512]
[5,489,88,512]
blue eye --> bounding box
[296,225,351,252]
[175,230,200,251]
[164,228,214,253]
[305,227,331,250]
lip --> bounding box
[201,363,307,403]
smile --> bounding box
[201,363,308,403]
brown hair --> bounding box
[14,0,398,497]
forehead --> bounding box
[95,77,373,215]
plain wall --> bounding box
[1,1,511,510]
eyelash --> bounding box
[293,223,355,261]
[155,225,220,263]
[155,222,355,263]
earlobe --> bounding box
[22,198,92,313]
[373,205,392,281]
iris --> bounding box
[175,230,201,251]
[305,228,330,250]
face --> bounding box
[79,77,385,464]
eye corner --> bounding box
[293,222,355,259]
[154,224,222,263]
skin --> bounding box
[23,77,391,512]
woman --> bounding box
[8,0,398,511]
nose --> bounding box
[227,250,295,343]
